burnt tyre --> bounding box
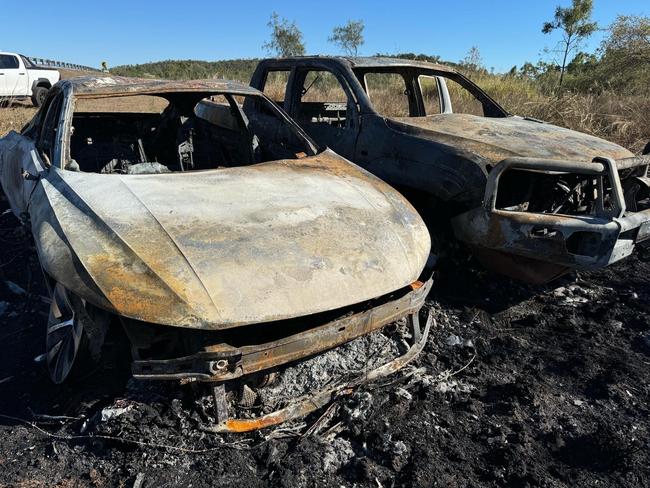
[31,86,48,107]
[46,283,101,383]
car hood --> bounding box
[35,150,430,329]
[390,114,634,163]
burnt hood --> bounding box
[33,150,430,330]
[390,114,634,164]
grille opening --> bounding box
[566,231,603,257]
[619,228,638,241]
[495,169,615,217]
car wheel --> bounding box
[46,283,93,384]
[31,86,48,107]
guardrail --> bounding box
[26,57,99,72]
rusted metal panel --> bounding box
[391,115,634,163]
[31,149,430,329]
[132,278,432,381]
[452,156,650,282]
[62,76,261,97]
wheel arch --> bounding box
[32,78,52,91]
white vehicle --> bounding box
[0,52,60,107]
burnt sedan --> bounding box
[251,57,650,283]
[0,76,431,431]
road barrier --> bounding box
[26,57,99,72]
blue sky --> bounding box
[0,0,646,72]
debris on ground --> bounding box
[0,207,649,486]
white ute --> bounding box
[0,52,60,107]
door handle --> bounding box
[22,169,39,181]
[18,73,26,75]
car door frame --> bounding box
[255,66,294,111]
[13,55,29,97]
[0,87,67,219]
[0,57,6,96]
[284,63,362,161]
[36,88,68,166]
[346,67,420,178]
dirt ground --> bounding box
[0,102,36,138]
[0,202,648,488]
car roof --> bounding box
[60,75,262,97]
[260,56,458,74]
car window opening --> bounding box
[295,70,350,128]
[354,68,506,119]
[67,93,317,174]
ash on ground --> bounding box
[1,207,650,487]
[245,320,410,415]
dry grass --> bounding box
[75,95,169,113]
[517,93,650,154]
[2,75,648,154]
[468,73,650,154]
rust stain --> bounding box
[84,251,194,324]
[223,412,304,433]
[132,278,433,382]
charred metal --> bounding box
[0,75,431,429]
[250,56,650,282]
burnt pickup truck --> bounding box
[250,57,650,283]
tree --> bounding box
[328,20,365,56]
[542,0,597,90]
[598,15,650,93]
[519,62,539,79]
[461,46,483,72]
[263,12,305,57]
[603,15,650,64]
[566,51,598,73]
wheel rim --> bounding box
[46,283,83,384]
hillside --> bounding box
[111,58,261,83]
[110,54,457,82]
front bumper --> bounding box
[453,156,650,282]
[132,277,432,382]
[208,308,433,433]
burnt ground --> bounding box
[0,206,649,488]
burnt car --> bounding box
[250,57,650,283]
[0,76,432,431]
